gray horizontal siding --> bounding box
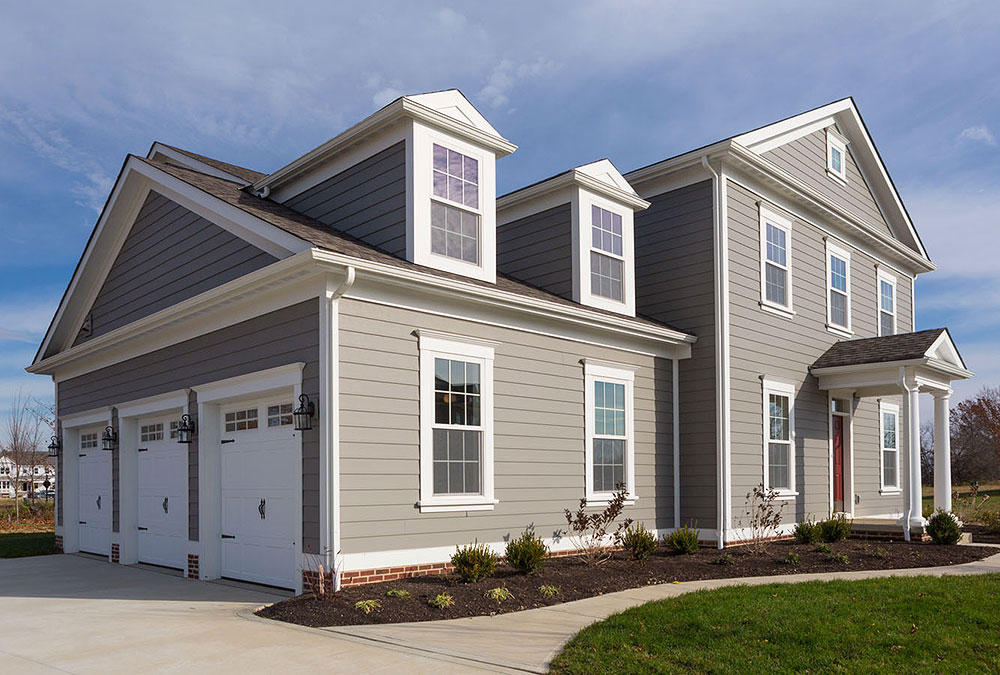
[337,298,674,557]
[283,141,407,258]
[726,179,911,525]
[497,203,573,300]
[74,191,277,346]
[58,301,320,551]
[634,180,717,528]
[762,127,894,240]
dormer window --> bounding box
[590,205,624,302]
[431,144,481,264]
[827,129,847,182]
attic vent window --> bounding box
[826,130,847,182]
[431,144,480,265]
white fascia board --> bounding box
[733,99,852,151]
[146,143,251,185]
[499,160,650,214]
[193,362,305,403]
[115,389,189,420]
[59,407,113,429]
[927,329,968,372]
[623,140,734,188]
[253,95,516,195]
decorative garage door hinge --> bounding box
[137,526,148,531]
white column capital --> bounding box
[932,389,953,401]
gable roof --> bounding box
[811,328,968,373]
[147,142,266,184]
[498,158,650,212]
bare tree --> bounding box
[920,421,934,485]
[949,387,1000,484]
[2,389,45,519]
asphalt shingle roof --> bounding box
[811,328,946,370]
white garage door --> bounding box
[137,416,188,570]
[220,398,298,589]
[77,428,111,556]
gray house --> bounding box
[29,91,969,592]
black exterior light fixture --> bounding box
[47,435,61,457]
[101,426,118,451]
[176,414,196,444]
[292,394,315,431]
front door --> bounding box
[833,415,845,512]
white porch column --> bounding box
[933,390,952,513]
[904,381,923,540]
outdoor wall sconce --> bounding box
[47,435,61,457]
[293,394,315,431]
[176,414,196,444]
[101,426,118,451]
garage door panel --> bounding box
[77,430,110,557]
[136,416,187,570]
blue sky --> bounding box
[1,1,998,424]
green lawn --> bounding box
[922,485,1000,520]
[0,531,57,558]
[551,575,1000,673]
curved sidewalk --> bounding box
[323,549,1000,673]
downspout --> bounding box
[326,266,355,591]
[673,358,680,530]
[701,156,727,549]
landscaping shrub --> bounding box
[926,509,962,545]
[793,520,820,544]
[782,550,799,566]
[709,553,734,566]
[867,545,889,560]
[825,552,850,565]
[980,510,1000,535]
[814,543,832,554]
[354,599,380,614]
[563,485,633,565]
[741,483,785,554]
[428,593,454,609]
[621,523,658,560]
[818,514,852,543]
[386,588,411,598]
[663,522,700,554]
[484,586,514,604]
[539,584,559,598]
[505,526,548,573]
[451,541,499,582]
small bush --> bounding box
[386,588,411,599]
[663,522,700,554]
[539,584,559,598]
[818,514,852,543]
[484,586,514,604]
[814,543,832,554]
[563,485,634,565]
[980,510,1000,535]
[451,541,499,582]
[505,526,549,574]
[782,550,800,566]
[825,552,849,565]
[354,599,381,614]
[428,593,455,609]
[926,509,962,545]
[709,553,734,566]
[621,523,658,560]
[869,546,889,560]
[793,520,820,544]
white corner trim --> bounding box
[115,389,189,420]
[583,360,637,504]
[59,407,113,429]
[193,362,305,403]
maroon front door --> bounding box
[833,415,845,512]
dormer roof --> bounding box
[498,158,649,212]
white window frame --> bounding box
[877,269,898,337]
[411,124,497,283]
[825,240,853,337]
[417,331,497,513]
[762,378,797,498]
[758,204,794,317]
[826,129,848,183]
[583,360,637,505]
[576,189,636,315]
[879,401,901,494]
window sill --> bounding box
[879,488,902,496]
[826,324,854,339]
[584,494,638,508]
[417,498,498,513]
[771,491,799,501]
[759,301,795,319]
[826,169,848,186]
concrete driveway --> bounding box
[0,554,508,674]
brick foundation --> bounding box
[110,543,120,564]
[340,561,454,588]
[187,554,199,579]
[54,535,63,553]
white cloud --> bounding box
[372,87,405,108]
[958,125,996,146]
[478,58,561,109]
[0,295,59,343]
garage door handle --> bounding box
[258,498,266,520]
[221,534,235,539]
[221,439,235,444]
[137,526,148,531]
[162,496,169,514]
[79,521,87,525]
[137,448,148,453]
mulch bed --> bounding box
[966,524,1000,544]
[257,539,996,627]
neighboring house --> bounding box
[0,452,56,498]
[27,91,969,592]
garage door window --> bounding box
[418,332,496,512]
[140,424,164,442]
[267,403,294,427]
[81,432,98,449]
[225,408,258,432]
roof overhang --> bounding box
[498,159,650,213]
[146,143,253,185]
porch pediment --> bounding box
[810,328,972,396]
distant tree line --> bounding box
[922,386,1000,485]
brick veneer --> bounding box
[339,562,454,588]
[187,554,199,579]
[110,543,120,564]
[54,535,63,553]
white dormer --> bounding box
[497,159,649,316]
[254,90,516,284]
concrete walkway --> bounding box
[0,554,513,673]
[328,550,1000,673]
